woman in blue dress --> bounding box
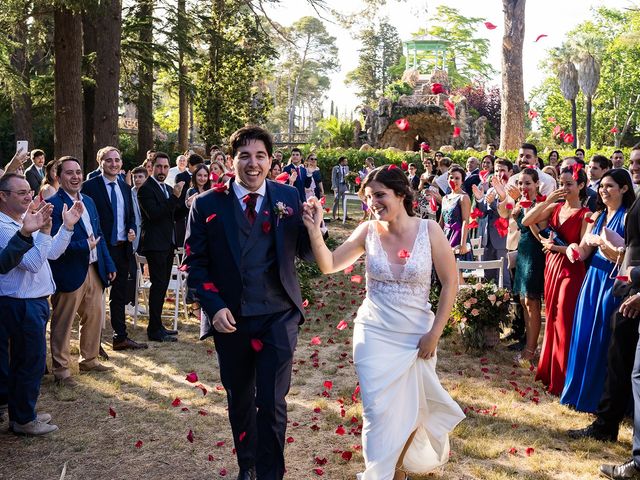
[560,169,636,412]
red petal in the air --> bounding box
[484,21,497,29]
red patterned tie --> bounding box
[243,193,259,225]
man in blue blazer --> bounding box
[82,146,147,351]
[184,126,318,480]
[48,157,117,387]
[282,148,311,202]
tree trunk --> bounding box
[288,34,310,140]
[499,0,526,151]
[177,0,189,151]
[137,0,154,163]
[83,10,97,171]
[54,6,84,162]
[94,0,122,154]
[10,21,33,147]
[570,98,577,149]
[585,96,592,149]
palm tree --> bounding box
[549,46,579,148]
[573,34,603,149]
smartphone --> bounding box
[16,140,28,153]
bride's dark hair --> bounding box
[358,164,415,217]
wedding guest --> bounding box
[561,169,634,412]
[407,163,420,191]
[305,153,324,200]
[268,162,282,180]
[548,150,560,169]
[503,168,545,364]
[283,148,309,202]
[542,165,558,182]
[166,154,187,187]
[210,160,225,180]
[358,158,376,221]
[302,165,464,480]
[331,157,349,220]
[0,176,83,434]
[39,161,59,200]
[49,157,117,386]
[440,166,471,258]
[186,164,211,209]
[508,143,557,196]
[522,167,590,394]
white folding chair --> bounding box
[456,258,504,288]
[470,236,484,261]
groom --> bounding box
[184,126,317,480]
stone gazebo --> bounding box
[357,35,491,152]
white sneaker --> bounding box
[9,412,52,431]
[13,419,58,435]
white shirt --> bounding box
[166,166,185,187]
[64,191,98,263]
[0,212,73,298]
[508,168,557,196]
[102,176,126,242]
[232,181,266,214]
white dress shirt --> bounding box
[232,181,266,214]
[102,176,126,242]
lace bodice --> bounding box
[357,220,435,333]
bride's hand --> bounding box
[302,198,323,231]
[417,330,440,359]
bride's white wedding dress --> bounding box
[354,220,465,480]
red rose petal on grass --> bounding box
[198,410,208,416]
[216,441,225,447]
[109,407,116,418]
[310,336,322,345]
[286,436,295,443]
[313,468,324,475]
[398,249,411,259]
[350,275,362,284]
[206,349,213,355]
[341,451,353,461]
[250,339,263,352]
[395,118,410,131]
[508,447,517,455]
[324,380,333,390]
[185,372,198,383]
[302,299,309,308]
[535,34,548,42]
[203,282,219,292]
[430,83,444,94]
[616,275,630,282]
[444,100,456,119]
[239,431,247,442]
[526,447,535,456]
[195,384,208,395]
[343,265,354,274]
[219,468,227,476]
[187,430,194,443]
[134,440,143,449]
[181,407,189,412]
[206,213,217,223]
[388,164,398,170]
[171,397,181,407]
[275,172,290,183]
[453,126,461,138]
[262,221,271,234]
[336,320,348,331]
[335,425,346,435]
[315,457,328,465]
[484,21,497,29]
[208,454,215,461]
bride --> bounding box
[303,165,464,480]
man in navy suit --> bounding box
[24,149,46,196]
[282,148,310,202]
[82,147,147,351]
[48,157,117,387]
[184,126,318,480]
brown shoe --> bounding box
[55,376,78,388]
[113,338,149,351]
[79,363,114,373]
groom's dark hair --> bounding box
[359,165,416,217]
[229,125,273,158]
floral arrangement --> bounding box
[450,280,511,350]
[345,171,359,187]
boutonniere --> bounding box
[273,201,293,226]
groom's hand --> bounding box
[212,308,237,333]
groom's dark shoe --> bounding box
[568,424,617,442]
[236,467,256,480]
[600,460,640,479]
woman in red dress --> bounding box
[522,166,590,394]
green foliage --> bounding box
[313,116,354,148]
[383,80,413,102]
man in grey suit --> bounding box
[24,150,46,196]
[331,156,349,220]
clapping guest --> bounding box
[440,166,471,258]
[561,169,635,412]
[502,168,545,364]
[283,148,310,202]
[522,167,590,395]
[186,164,211,209]
[48,157,118,386]
[0,176,83,434]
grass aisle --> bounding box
[0,217,632,480]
